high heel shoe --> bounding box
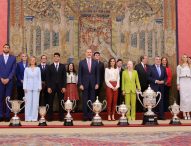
[186,113,190,120]
[184,116,188,120]
[112,114,115,121]
[108,115,111,121]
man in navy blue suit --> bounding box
[78,49,99,121]
[16,53,28,101]
[148,56,167,120]
[0,44,16,121]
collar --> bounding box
[3,53,9,57]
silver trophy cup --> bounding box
[87,96,107,126]
[137,86,161,125]
[61,97,76,126]
[6,96,25,126]
[116,102,129,126]
[169,101,181,125]
[38,104,49,126]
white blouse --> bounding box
[105,68,120,89]
[67,72,78,84]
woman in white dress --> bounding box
[177,54,191,120]
[23,56,42,121]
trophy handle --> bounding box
[19,97,25,111]
[87,100,93,111]
[153,92,161,108]
[101,100,107,112]
[6,96,12,111]
[136,92,145,108]
[72,100,76,110]
[46,104,49,112]
[168,106,173,114]
[61,99,65,109]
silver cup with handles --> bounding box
[116,102,129,126]
[6,96,25,126]
[169,101,181,125]
[38,104,49,126]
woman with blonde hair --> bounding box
[122,60,141,120]
[177,54,191,120]
[23,56,42,121]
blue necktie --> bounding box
[157,66,161,76]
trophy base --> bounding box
[9,122,21,126]
[117,118,129,126]
[64,119,73,126]
[38,122,47,126]
[90,118,103,126]
[142,115,158,125]
[169,118,181,125]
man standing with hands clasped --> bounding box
[78,49,99,121]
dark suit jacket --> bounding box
[16,61,28,87]
[0,54,16,81]
[135,63,149,92]
[78,58,99,89]
[148,64,167,92]
[38,64,48,82]
[98,61,105,86]
[46,63,66,90]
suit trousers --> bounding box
[0,81,13,118]
[106,81,118,115]
[125,92,136,120]
[25,90,40,121]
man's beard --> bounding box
[3,50,9,54]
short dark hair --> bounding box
[140,56,144,62]
[94,51,100,56]
[54,52,60,57]
[108,58,117,69]
[3,44,10,48]
[117,59,123,62]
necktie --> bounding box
[42,65,45,70]
[56,64,58,71]
[88,59,91,72]
[144,65,147,72]
[157,66,161,76]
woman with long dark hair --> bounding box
[105,58,120,121]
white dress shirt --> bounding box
[3,53,9,64]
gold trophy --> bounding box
[61,97,76,126]
[6,96,25,126]
[87,96,107,126]
[137,86,161,125]
[38,104,49,126]
[169,101,181,125]
[116,102,129,126]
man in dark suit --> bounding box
[46,52,66,121]
[93,52,104,99]
[117,59,124,105]
[135,55,149,112]
[148,56,167,120]
[16,53,28,101]
[38,55,48,106]
[0,44,16,121]
[78,49,99,121]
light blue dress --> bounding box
[23,67,42,121]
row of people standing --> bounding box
[0,43,176,122]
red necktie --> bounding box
[144,65,147,72]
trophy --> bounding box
[38,104,49,126]
[61,97,76,126]
[169,101,181,125]
[116,102,129,126]
[6,96,25,126]
[137,86,161,125]
[87,96,107,126]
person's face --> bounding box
[155,57,161,65]
[69,64,74,71]
[41,55,47,64]
[182,55,188,63]
[30,57,36,66]
[86,49,92,58]
[110,59,116,67]
[143,56,148,64]
[127,61,133,69]
[21,54,27,62]
[3,45,10,54]
[117,61,123,68]
[162,58,167,66]
[94,53,100,61]
[54,55,60,63]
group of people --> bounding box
[0,43,191,122]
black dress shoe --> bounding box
[82,118,88,121]
[5,117,10,122]
[158,117,165,120]
[0,118,3,122]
